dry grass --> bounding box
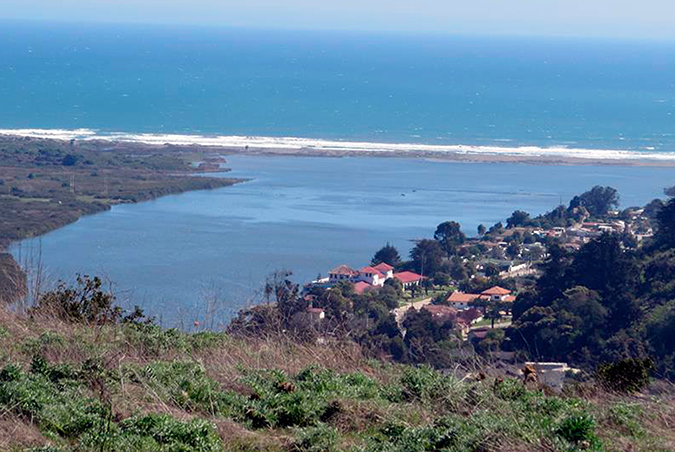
[2,308,675,451]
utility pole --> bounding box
[70,174,75,194]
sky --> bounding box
[1,0,675,40]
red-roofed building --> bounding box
[357,266,386,286]
[446,292,481,310]
[394,271,424,288]
[354,281,376,295]
[372,262,395,279]
[481,286,512,302]
[328,265,359,283]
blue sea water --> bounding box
[1,20,675,151]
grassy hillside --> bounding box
[0,308,673,452]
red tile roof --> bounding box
[447,292,480,303]
[359,266,385,277]
[306,308,324,314]
[394,271,424,284]
[329,265,359,277]
[354,281,375,295]
[504,295,516,303]
[373,262,394,273]
[481,286,511,296]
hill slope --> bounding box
[0,309,673,452]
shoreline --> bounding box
[1,129,675,167]
[0,136,247,304]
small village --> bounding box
[292,197,660,387]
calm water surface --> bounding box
[10,156,674,327]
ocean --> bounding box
[1,21,675,154]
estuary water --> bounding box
[10,155,675,327]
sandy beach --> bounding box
[2,129,675,167]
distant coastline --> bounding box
[2,129,675,167]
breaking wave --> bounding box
[2,128,675,162]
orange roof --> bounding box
[329,265,359,276]
[373,262,394,273]
[394,271,423,284]
[504,295,516,303]
[481,286,511,296]
[447,292,480,303]
[359,266,385,277]
[354,281,375,295]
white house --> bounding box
[356,266,387,286]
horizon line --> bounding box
[2,16,675,44]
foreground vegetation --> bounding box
[0,303,674,451]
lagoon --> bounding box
[10,155,674,327]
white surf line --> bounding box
[1,128,675,162]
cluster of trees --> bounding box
[494,186,620,232]
[505,196,675,379]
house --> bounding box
[328,265,359,283]
[372,262,395,279]
[423,304,458,322]
[446,292,480,310]
[457,308,483,325]
[357,266,387,286]
[393,271,424,288]
[525,362,581,389]
[481,286,514,303]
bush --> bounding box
[596,358,653,393]
[555,413,599,447]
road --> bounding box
[392,298,432,325]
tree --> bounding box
[506,210,531,228]
[656,197,675,249]
[61,154,79,166]
[483,263,500,277]
[477,224,487,236]
[485,300,506,328]
[570,233,638,330]
[434,221,466,257]
[410,239,444,276]
[569,186,619,218]
[432,272,451,287]
[506,242,521,259]
[371,243,401,266]
[264,270,305,321]
[488,222,504,235]
[384,277,404,295]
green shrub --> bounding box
[555,413,598,447]
[293,424,338,452]
[130,361,224,414]
[118,413,222,451]
[596,358,653,393]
